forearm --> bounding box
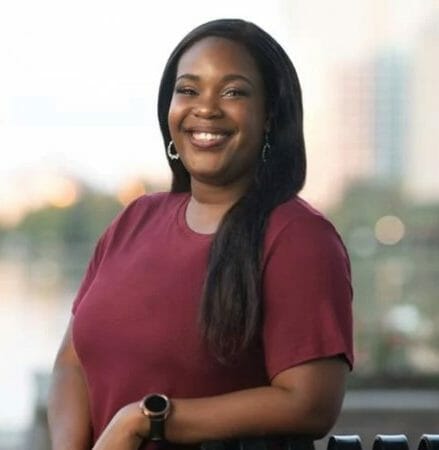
[166,384,333,444]
[95,359,347,449]
[48,364,93,450]
[92,385,319,450]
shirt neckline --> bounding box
[176,193,215,240]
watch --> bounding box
[139,393,171,441]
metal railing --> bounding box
[201,435,439,450]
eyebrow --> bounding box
[175,73,255,87]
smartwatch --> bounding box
[139,393,171,441]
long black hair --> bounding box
[157,19,306,362]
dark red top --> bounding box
[72,192,353,448]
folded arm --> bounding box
[93,356,348,450]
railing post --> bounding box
[328,435,362,450]
[372,435,409,450]
[418,435,439,450]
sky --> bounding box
[0,1,284,188]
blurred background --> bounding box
[0,0,438,448]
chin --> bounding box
[183,159,228,183]
[189,170,227,186]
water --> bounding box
[0,259,72,433]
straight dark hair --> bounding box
[158,19,306,362]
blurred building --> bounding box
[404,11,439,202]
[332,47,411,189]
[332,31,439,200]
[373,50,409,183]
[333,61,375,187]
[281,0,439,207]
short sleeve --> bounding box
[262,216,353,380]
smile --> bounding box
[186,128,232,149]
[192,132,226,142]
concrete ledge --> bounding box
[342,390,439,411]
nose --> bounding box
[193,92,222,119]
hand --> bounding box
[92,401,150,450]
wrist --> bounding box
[91,404,146,450]
[115,403,150,441]
[140,393,172,441]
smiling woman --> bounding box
[47,19,353,450]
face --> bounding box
[168,37,268,187]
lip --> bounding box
[183,125,233,134]
[183,125,233,149]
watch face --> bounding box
[144,394,169,414]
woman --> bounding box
[48,19,353,450]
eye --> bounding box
[223,88,248,98]
[175,85,198,96]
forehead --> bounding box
[176,36,263,82]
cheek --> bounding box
[239,111,266,147]
[167,98,185,135]
[232,101,266,134]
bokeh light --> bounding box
[375,215,405,245]
[45,176,79,208]
[116,178,147,206]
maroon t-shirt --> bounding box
[72,192,353,447]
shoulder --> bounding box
[102,191,188,242]
[264,196,350,266]
[120,191,187,216]
[269,195,327,222]
[266,195,339,243]
[114,191,187,223]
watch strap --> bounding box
[149,416,166,441]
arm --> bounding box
[93,356,348,450]
[48,317,93,450]
[166,356,347,441]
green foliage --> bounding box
[1,186,123,285]
[328,180,439,380]
[16,188,121,248]
[329,180,406,227]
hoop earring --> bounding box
[167,140,179,161]
[261,133,271,163]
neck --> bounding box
[185,176,252,234]
[190,173,252,207]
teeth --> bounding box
[192,132,225,141]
